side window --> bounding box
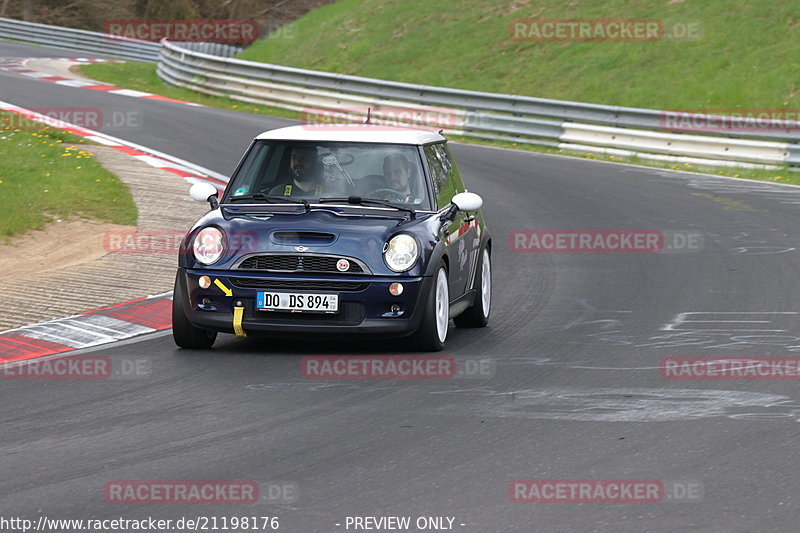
[443,143,466,192]
[424,143,460,209]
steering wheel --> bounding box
[368,188,407,203]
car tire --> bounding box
[172,273,217,349]
[454,247,491,328]
[414,263,449,352]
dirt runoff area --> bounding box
[0,145,208,331]
[0,220,135,278]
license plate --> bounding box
[257,292,339,313]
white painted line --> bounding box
[83,135,120,146]
[109,89,152,98]
[133,154,177,168]
[23,71,54,78]
[53,79,96,87]
[70,314,155,336]
[15,325,90,348]
[12,315,155,349]
[662,312,799,332]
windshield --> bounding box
[224,140,432,210]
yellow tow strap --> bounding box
[233,305,247,337]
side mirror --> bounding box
[440,192,483,223]
[452,191,483,212]
[189,182,219,208]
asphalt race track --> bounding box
[3,42,800,532]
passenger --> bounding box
[270,146,323,196]
[378,152,415,201]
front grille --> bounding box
[230,278,370,291]
[236,254,364,274]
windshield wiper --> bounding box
[319,196,415,218]
[227,193,309,211]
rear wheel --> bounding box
[172,273,217,349]
[414,264,449,352]
[454,247,491,328]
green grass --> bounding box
[237,0,800,111]
[79,62,298,119]
[78,1,798,187]
[0,113,138,241]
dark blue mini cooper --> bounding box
[172,125,491,351]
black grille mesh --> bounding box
[237,255,363,273]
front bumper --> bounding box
[176,268,431,338]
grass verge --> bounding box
[0,112,138,242]
[236,0,800,111]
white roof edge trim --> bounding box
[255,125,446,145]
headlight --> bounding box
[384,234,419,272]
[193,227,225,265]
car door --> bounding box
[423,142,476,298]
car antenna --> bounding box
[364,108,372,125]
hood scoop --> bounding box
[270,231,336,246]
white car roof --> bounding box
[255,125,446,145]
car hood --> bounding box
[182,206,439,276]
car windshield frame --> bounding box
[221,140,434,211]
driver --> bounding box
[379,152,415,201]
[269,145,323,196]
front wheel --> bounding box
[414,264,449,352]
[172,273,217,349]
[454,247,491,328]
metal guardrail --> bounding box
[0,16,795,170]
[0,17,161,61]
[167,41,243,58]
[158,40,800,169]
[0,18,242,62]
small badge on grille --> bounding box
[295,246,308,252]
[336,259,350,272]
